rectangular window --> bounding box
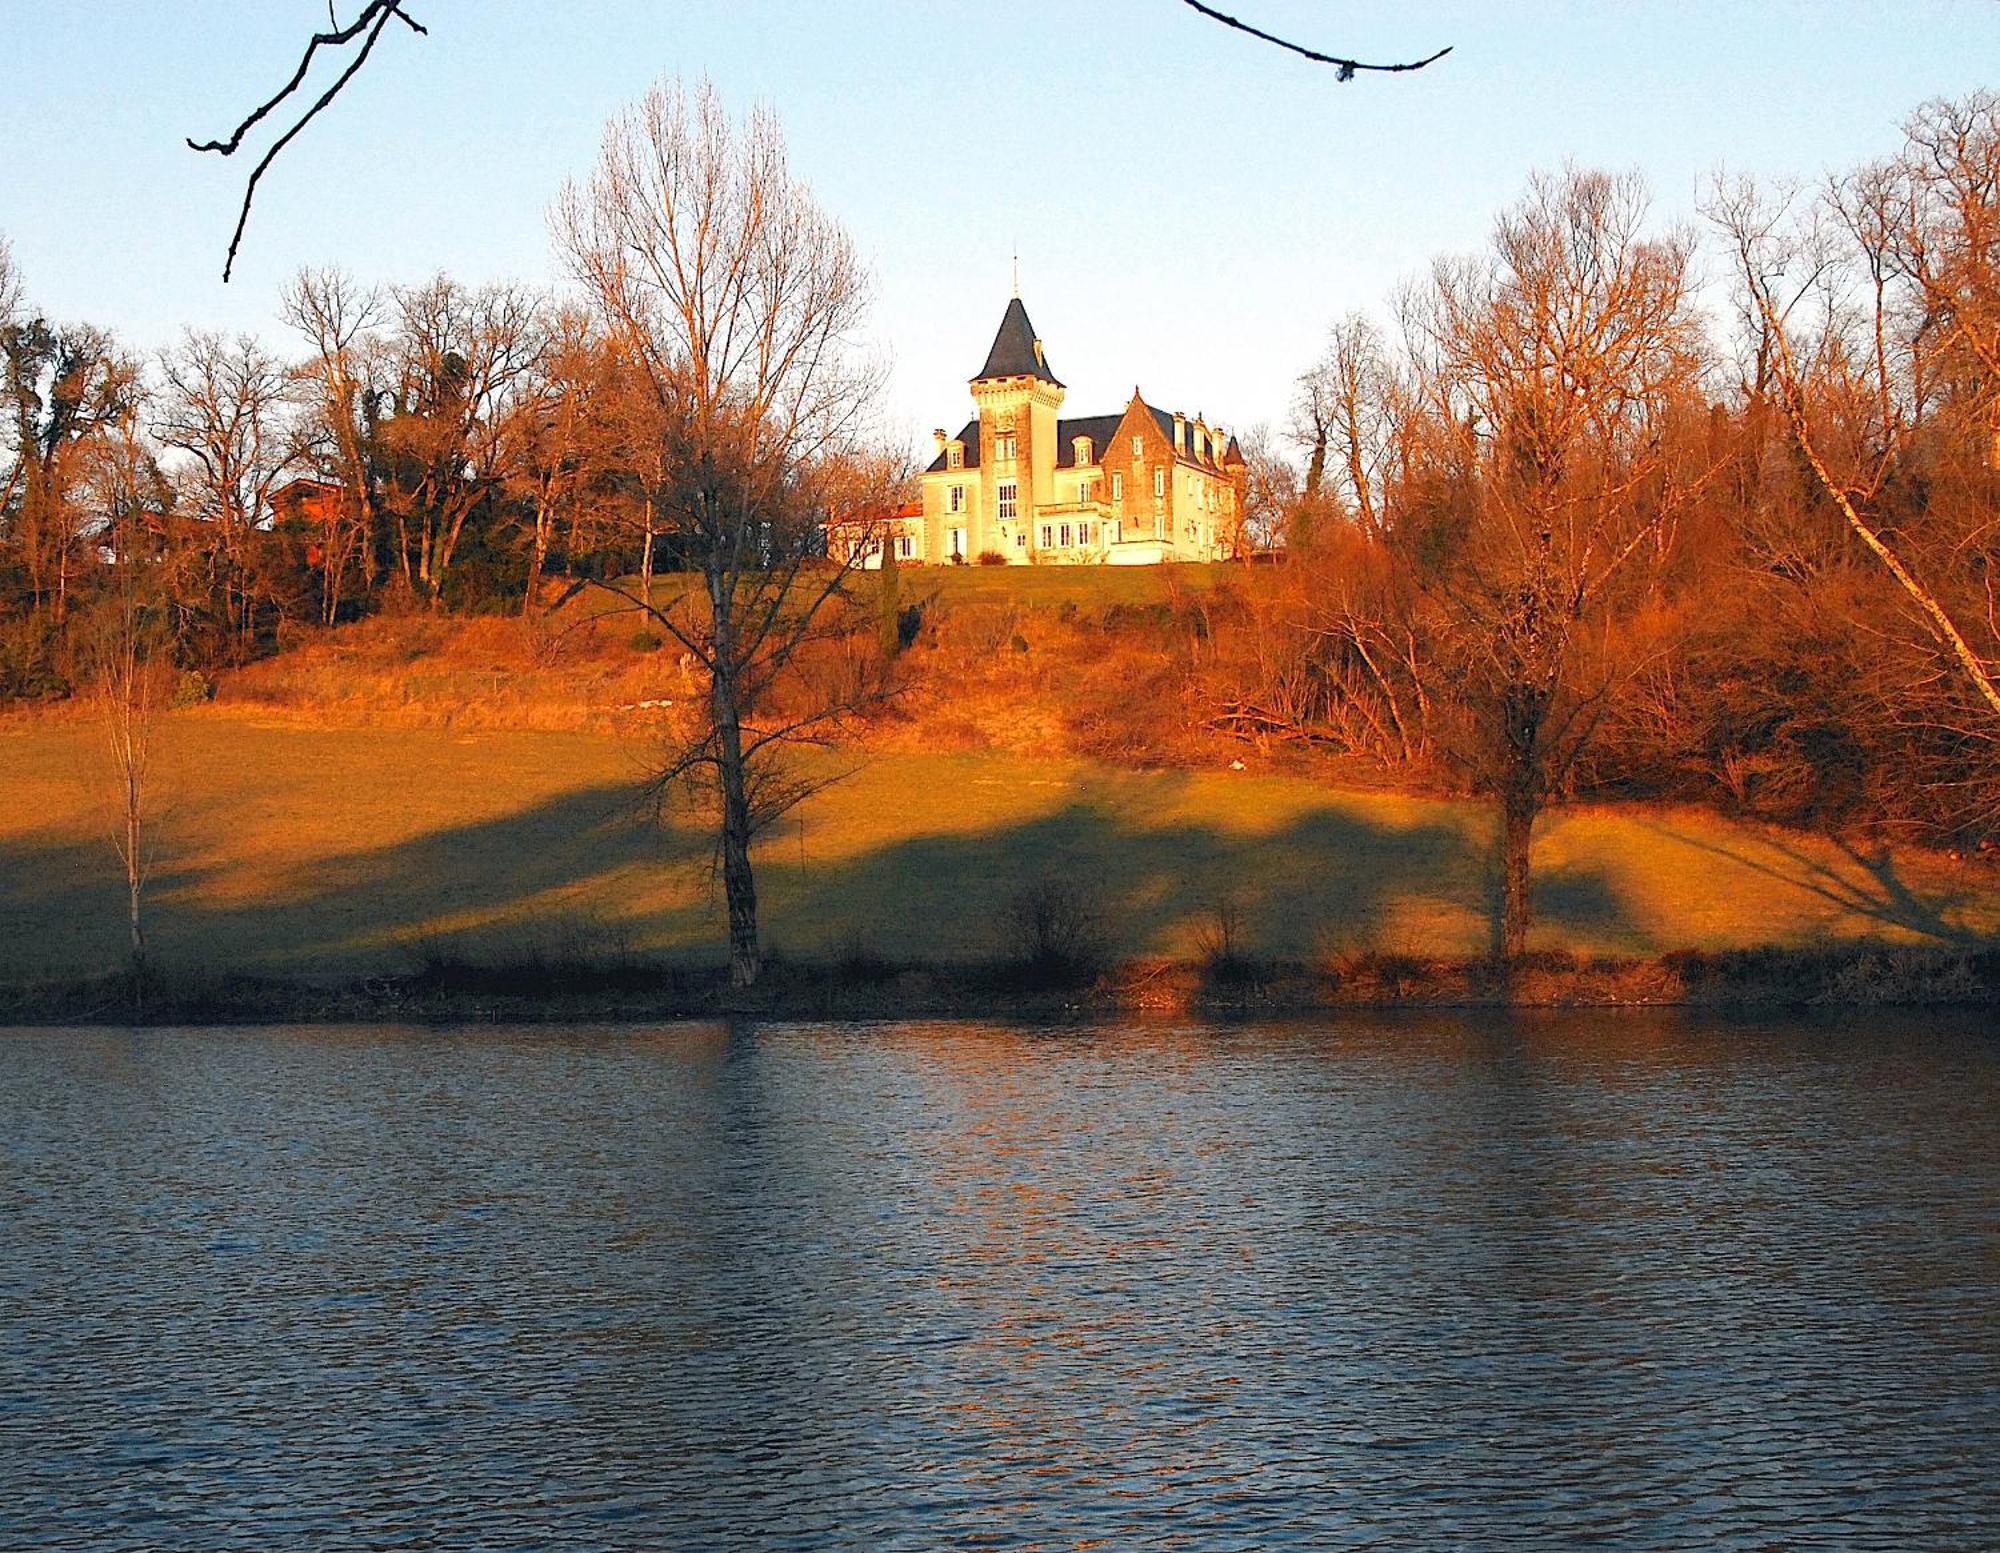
[898,534,914,559]
[946,446,962,470]
[1112,472,1124,501]
[1132,435,1144,458]
[998,481,1017,523]
[1015,532,1026,547]
[1078,522,1091,545]
[996,434,1017,462]
[1060,523,1072,546]
[1041,524,1054,547]
[948,484,965,514]
[1154,466,1166,499]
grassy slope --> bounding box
[5,709,1996,983]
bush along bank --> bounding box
[6,943,1999,1026]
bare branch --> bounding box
[189,1,428,282]
[1178,0,1451,79]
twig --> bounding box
[188,1,428,282]
[1178,0,1451,78]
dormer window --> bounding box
[1073,436,1092,466]
[946,444,963,470]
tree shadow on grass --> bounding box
[0,784,705,982]
[0,782,1653,983]
[1637,821,1996,947]
[766,798,1645,966]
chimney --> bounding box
[933,428,948,455]
[1172,412,1186,454]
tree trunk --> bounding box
[712,680,761,987]
[1496,682,1547,960]
[640,493,657,605]
[1303,426,1328,499]
[1498,783,1535,960]
[522,497,550,615]
[708,571,760,988]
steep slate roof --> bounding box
[1142,403,1232,471]
[925,420,981,474]
[974,298,1062,385]
[1055,414,1124,467]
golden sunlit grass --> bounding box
[5,707,1996,983]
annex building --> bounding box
[899,296,1247,566]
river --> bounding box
[2,1014,1995,1549]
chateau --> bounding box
[893,296,1247,566]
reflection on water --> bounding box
[2,1014,1996,1549]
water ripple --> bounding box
[2,1013,1996,1548]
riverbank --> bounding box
[9,942,1999,1026]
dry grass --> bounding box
[5,708,1998,985]
[216,610,704,732]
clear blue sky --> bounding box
[6,2,1998,449]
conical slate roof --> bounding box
[973,297,1062,385]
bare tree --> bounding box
[282,267,383,622]
[1233,424,1295,555]
[556,80,888,987]
[1406,167,1708,955]
[1713,136,2000,829]
[78,436,172,978]
[508,306,604,613]
[1312,313,1401,536]
[377,276,547,604]
[156,330,302,655]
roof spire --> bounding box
[1011,246,1019,299]
[972,295,1062,385]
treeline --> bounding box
[1221,93,2000,901]
[0,241,854,696]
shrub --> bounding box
[976,549,1008,566]
[1001,875,1105,988]
[627,629,665,653]
[1195,895,1256,985]
[170,669,215,709]
[1010,633,1030,654]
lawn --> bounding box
[4,708,1996,982]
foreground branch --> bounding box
[1178,0,1451,78]
[189,1,428,282]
